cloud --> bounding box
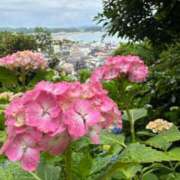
[0,0,102,27]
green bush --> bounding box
[112,41,180,126]
[0,32,37,57]
[148,42,180,124]
[113,42,158,65]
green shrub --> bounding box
[0,32,37,57]
[148,42,180,124]
[114,42,157,65]
[113,41,180,125]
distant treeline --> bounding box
[0,26,102,33]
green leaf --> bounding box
[123,108,147,122]
[0,112,5,130]
[36,163,61,180]
[90,133,125,178]
[78,151,93,177]
[0,166,14,180]
[145,126,180,150]
[167,148,180,161]
[98,162,142,180]
[118,143,178,163]
[0,131,6,142]
[92,143,175,180]
[136,131,154,137]
[143,173,158,180]
[0,104,8,110]
[160,173,180,180]
[100,130,126,147]
[116,163,142,179]
[72,148,93,179]
[0,67,17,84]
[0,161,36,180]
[90,156,114,179]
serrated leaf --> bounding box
[123,108,147,122]
[37,163,60,180]
[100,130,125,147]
[145,126,180,150]
[118,143,177,163]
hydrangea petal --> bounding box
[21,148,40,172]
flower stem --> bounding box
[64,145,72,180]
[29,172,42,180]
[126,109,136,142]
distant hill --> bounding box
[0,26,103,33]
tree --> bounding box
[96,0,180,46]
[0,32,37,57]
[34,27,53,54]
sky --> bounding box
[0,0,102,27]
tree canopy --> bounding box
[34,27,53,54]
[96,0,180,45]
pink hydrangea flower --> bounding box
[35,81,70,96]
[92,95,122,129]
[81,81,107,99]
[0,79,123,172]
[107,56,131,73]
[5,98,25,128]
[25,91,62,133]
[64,100,101,139]
[0,50,47,71]
[39,131,70,155]
[90,55,148,83]
[128,62,148,82]
[103,64,120,80]
[88,125,101,144]
[0,129,42,172]
[90,67,106,82]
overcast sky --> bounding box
[0,0,102,27]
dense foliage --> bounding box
[0,28,54,59]
[0,51,179,180]
[0,32,37,57]
[112,42,180,126]
[0,23,179,180]
[96,0,180,46]
[113,42,157,65]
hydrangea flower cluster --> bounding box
[0,50,47,71]
[146,119,173,133]
[0,81,122,172]
[90,55,148,83]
